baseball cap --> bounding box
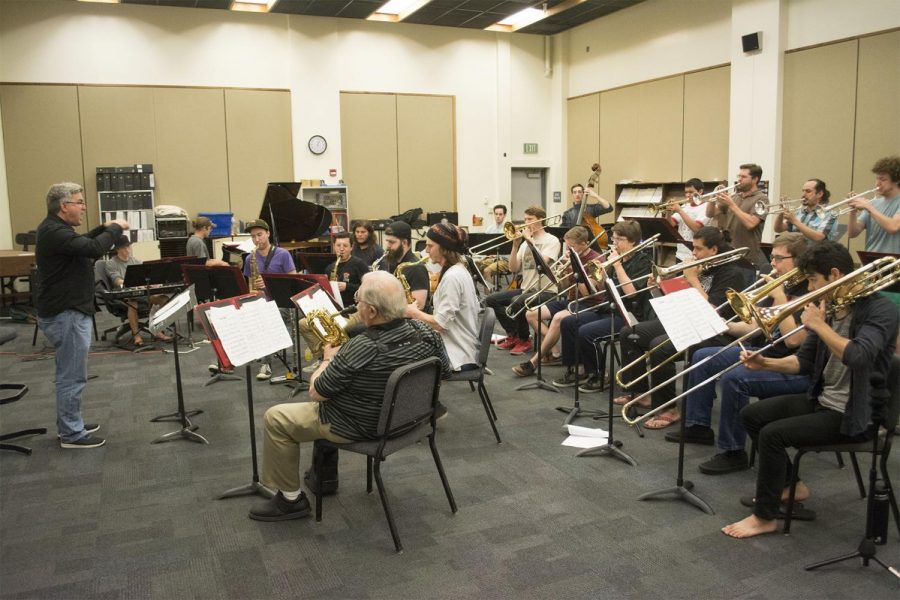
[244,219,270,233]
[385,220,412,241]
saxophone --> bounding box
[307,309,349,346]
[330,257,340,281]
[394,255,430,304]
[248,246,259,292]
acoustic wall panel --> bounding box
[397,94,455,215]
[683,66,730,182]
[635,75,684,183]
[598,84,640,215]
[566,93,600,205]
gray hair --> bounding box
[359,271,407,321]
[46,182,84,214]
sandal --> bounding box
[512,361,536,377]
[540,354,562,366]
[613,395,650,408]
[644,412,681,430]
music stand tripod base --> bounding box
[204,371,243,387]
[577,440,637,466]
[152,421,208,445]
[218,481,275,500]
[638,480,714,515]
[150,409,202,423]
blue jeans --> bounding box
[685,346,809,452]
[38,309,93,442]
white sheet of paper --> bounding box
[294,288,338,317]
[329,282,344,308]
[206,299,292,367]
[235,239,257,253]
[561,424,610,449]
[150,289,191,329]
[649,288,728,352]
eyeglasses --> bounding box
[64,200,86,206]
[770,254,792,262]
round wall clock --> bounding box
[308,135,327,155]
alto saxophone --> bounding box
[330,256,340,281]
[394,255,430,304]
[306,309,349,346]
[248,246,259,292]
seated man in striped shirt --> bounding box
[249,270,452,522]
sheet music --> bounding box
[649,288,728,352]
[562,424,609,449]
[329,282,344,308]
[294,288,339,317]
[151,288,191,328]
[206,299,292,366]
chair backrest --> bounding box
[94,259,112,290]
[881,354,900,431]
[377,357,442,439]
[475,309,495,368]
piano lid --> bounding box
[259,182,332,245]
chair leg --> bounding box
[372,459,403,553]
[878,447,900,538]
[467,381,475,392]
[477,383,501,444]
[749,440,757,468]
[849,452,866,498]
[834,451,845,469]
[92,314,99,341]
[429,434,457,514]
[782,450,806,534]
[481,381,498,422]
[0,427,47,456]
[366,456,373,493]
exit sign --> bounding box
[523,143,538,154]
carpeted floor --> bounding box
[1,312,898,599]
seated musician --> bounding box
[477,204,510,282]
[249,271,451,521]
[724,240,898,538]
[615,226,751,429]
[513,226,601,377]
[298,232,368,370]
[668,178,712,263]
[185,216,229,267]
[485,206,561,356]
[103,236,170,347]
[350,219,384,267]
[560,183,612,228]
[405,223,481,371]
[379,220,428,310]
[670,232,809,475]
[241,219,297,381]
[555,220,652,391]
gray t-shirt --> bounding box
[859,194,900,253]
[817,314,852,413]
[185,235,209,259]
[105,255,140,288]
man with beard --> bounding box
[773,179,836,242]
[707,163,770,273]
[378,221,429,310]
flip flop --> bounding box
[644,413,681,430]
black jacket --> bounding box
[35,214,123,318]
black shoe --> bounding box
[552,369,578,388]
[57,423,99,440]
[248,491,311,522]
[59,435,106,449]
[577,374,605,394]
[664,424,715,446]
[699,450,749,474]
[304,470,338,496]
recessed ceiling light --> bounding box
[231,0,279,13]
[486,0,587,32]
[367,0,431,22]
[77,0,120,4]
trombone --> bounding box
[468,215,563,255]
[824,188,879,217]
[650,247,748,281]
[619,256,899,427]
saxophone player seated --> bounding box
[248,271,452,522]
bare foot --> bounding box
[782,481,810,503]
[722,515,778,539]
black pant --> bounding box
[741,394,871,521]
[485,289,554,339]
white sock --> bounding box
[281,488,302,502]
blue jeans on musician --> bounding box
[685,346,810,452]
[38,309,92,442]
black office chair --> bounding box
[0,327,47,455]
[94,259,150,349]
[445,310,501,443]
[312,357,457,553]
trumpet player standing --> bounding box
[772,179,836,242]
[707,163,770,273]
[668,178,712,263]
[723,241,898,539]
[848,155,900,254]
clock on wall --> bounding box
[308,135,327,155]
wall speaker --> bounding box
[742,32,761,53]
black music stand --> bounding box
[261,273,315,394]
[295,252,336,275]
[516,239,559,394]
[464,252,493,296]
[133,259,200,355]
[149,286,207,445]
[182,265,247,386]
[468,233,513,290]
[630,217,682,265]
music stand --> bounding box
[516,239,560,394]
[182,265,247,386]
[630,217,682,265]
[468,233,513,289]
[260,273,316,394]
[148,285,207,445]
[858,251,900,293]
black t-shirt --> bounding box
[392,250,429,293]
[705,261,753,320]
[613,250,653,321]
[326,256,369,307]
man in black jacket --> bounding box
[723,241,898,538]
[36,182,128,449]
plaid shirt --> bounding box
[787,205,837,240]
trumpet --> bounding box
[619,256,899,427]
[758,196,806,216]
[824,188,879,217]
[650,247,749,281]
[468,215,563,255]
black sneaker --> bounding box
[578,374,605,394]
[60,435,106,449]
[304,469,338,496]
[57,423,99,440]
[699,450,749,475]
[552,369,578,388]
[248,491,311,521]
[665,424,715,446]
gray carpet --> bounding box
[1,313,898,599]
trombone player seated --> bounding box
[723,241,899,539]
[667,232,810,475]
[615,227,751,429]
[249,271,452,521]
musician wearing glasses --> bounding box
[249,271,451,522]
[667,178,712,263]
[405,223,481,371]
[560,183,612,228]
[554,220,652,391]
[378,220,429,310]
[485,206,561,356]
[615,227,750,429]
[723,241,898,539]
[773,179,836,242]
[36,182,128,449]
[848,155,900,254]
[707,163,770,273]
[668,233,809,475]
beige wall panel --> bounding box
[224,89,293,225]
[1,85,84,236]
[566,94,600,206]
[599,85,640,220]
[781,41,857,242]
[340,93,399,218]
[153,87,229,218]
[397,95,455,216]
[683,66,730,181]
[636,76,684,183]
[850,31,900,256]
[78,86,158,230]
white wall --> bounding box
[786,0,900,50]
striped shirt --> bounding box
[315,319,451,441]
[787,205,837,240]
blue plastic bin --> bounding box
[198,212,233,237]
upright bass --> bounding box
[575,162,609,249]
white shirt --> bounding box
[517,231,562,291]
[433,263,481,370]
[672,201,711,262]
[484,222,505,234]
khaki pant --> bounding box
[298,310,363,359]
[261,401,350,492]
